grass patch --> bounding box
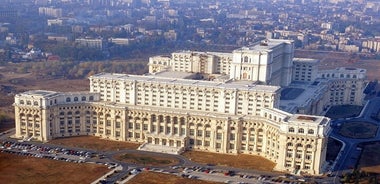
[117,153,178,166]
[182,151,275,172]
[326,138,343,161]
[339,122,378,139]
[325,105,363,119]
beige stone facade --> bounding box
[292,58,319,82]
[318,67,367,106]
[14,74,330,175]
[148,39,294,86]
[14,39,368,176]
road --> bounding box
[329,97,380,184]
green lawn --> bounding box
[325,105,363,119]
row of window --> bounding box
[321,73,358,79]
[288,127,314,134]
[65,96,94,102]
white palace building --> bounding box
[14,39,367,175]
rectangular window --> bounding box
[143,124,148,130]
[189,129,194,136]
[197,130,202,137]
[230,133,235,140]
[216,133,222,140]
[229,143,234,149]
[196,140,202,146]
[216,143,221,149]
[204,141,210,147]
[205,131,211,138]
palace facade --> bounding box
[14,39,367,175]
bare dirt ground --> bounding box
[49,136,140,151]
[0,152,109,184]
[182,151,276,172]
[358,142,380,174]
[127,171,221,184]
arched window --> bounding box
[89,96,94,101]
[82,96,86,101]
[298,128,304,133]
[20,100,24,104]
[66,97,71,102]
[151,115,156,122]
[26,101,31,105]
[289,127,295,132]
[306,144,312,149]
[33,101,38,106]
[244,56,249,63]
[180,117,185,125]
[74,97,78,101]
[67,111,72,115]
[308,129,314,134]
[287,142,293,147]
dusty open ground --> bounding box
[0,152,108,184]
[358,142,380,174]
[127,171,221,184]
[49,136,140,151]
[182,151,276,172]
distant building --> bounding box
[75,38,105,50]
[108,38,134,46]
[362,38,380,53]
[164,30,177,41]
[38,7,62,18]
